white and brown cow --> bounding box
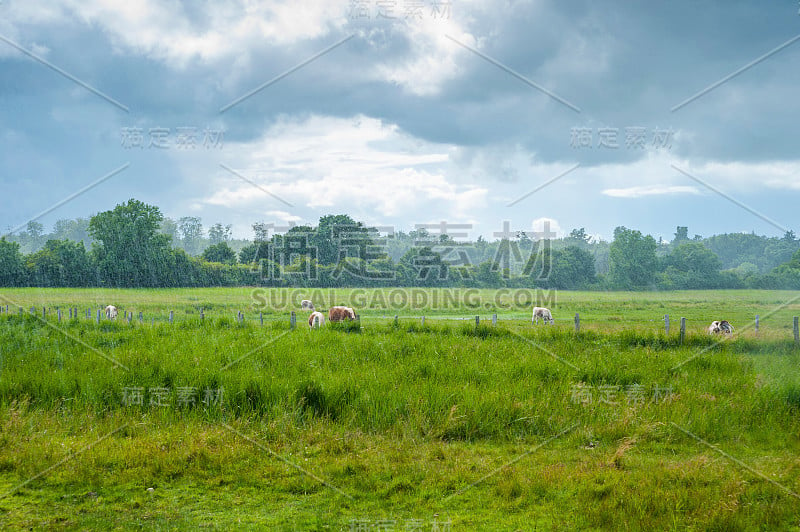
[532,306,553,325]
[708,320,734,335]
[104,305,118,320]
[328,306,356,322]
[301,300,315,311]
[308,311,325,328]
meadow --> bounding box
[0,288,799,530]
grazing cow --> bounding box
[708,320,734,335]
[532,306,554,325]
[328,306,356,322]
[104,305,118,320]
[308,311,325,328]
[301,300,315,311]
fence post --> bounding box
[43,308,46,320]
[794,317,799,344]
[58,309,62,322]
[665,314,669,335]
[97,309,101,324]
[169,311,174,325]
[574,312,580,332]
[19,307,22,316]
[680,317,686,345]
[127,312,132,324]
[492,313,497,326]
[260,312,263,326]
[421,316,425,326]
[755,314,759,335]
[139,312,143,323]
[394,315,399,326]
[475,315,480,327]
[290,311,296,330]
[200,308,204,322]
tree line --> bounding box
[2,199,800,289]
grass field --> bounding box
[1,288,800,530]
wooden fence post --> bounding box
[475,315,480,327]
[127,312,132,324]
[680,317,686,345]
[421,316,425,326]
[42,308,46,320]
[169,311,174,325]
[794,317,799,344]
[57,309,62,322]
[139,312,143,323]
[574,312,580,332]
[492,313,497,326]
[755,314,759,335]
[665,314,670,335]
[290,311,296,330]
[394,315,399,326]
[97,309,101,324]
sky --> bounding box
[0,0,798,243]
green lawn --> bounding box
[1,288,799,530]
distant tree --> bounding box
[178,216,204,255]
[673,226,689,244]
[0,238,26,286]
[51,218,92,248]
[663,242,722,274]
[201,242,237,265]
[659,242,724,289]
[609,226,658,289]
[313,214,373,265]
[475,260,503,287]
[208,223,232,245]
[398,247,448,286]
[160,217,179,243]
[546,246,596,289]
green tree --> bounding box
[659,242,723,289]
[89,199,174,287]
[609,226,658,289]
[26,239,93,287]
[398,247,449,286]
[0,238,26,286]
[547,246,596,289]
[201,242,237,265]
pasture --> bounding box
[1,288,799,530]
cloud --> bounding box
[199,114,489,224]
[3,0,350,65]
[602,185,701,198]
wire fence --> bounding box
[2,304,799,344]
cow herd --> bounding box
[99,301,735,335]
